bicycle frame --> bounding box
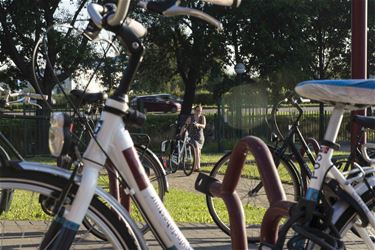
[175,133,191,164]
[270,95,317,191]
[305,106,375,236]
[39,7,193,247]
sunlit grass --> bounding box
[129,187,265,224]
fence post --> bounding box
[319,102,324,142]
[216,96,223,152]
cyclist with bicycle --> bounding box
[180,104,206,172]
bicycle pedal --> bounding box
[195,173,220,197]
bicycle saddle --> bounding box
[70,89,107,104]
[353,115,375,130]
[295,79,375,107]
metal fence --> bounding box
[216,104,374,147]
[0,107,101,157]
[0,105,372,156]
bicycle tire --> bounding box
[82,144,167,239]
[0,166,143,249]
[206,149,301,243]
[135,144,167,200]
[169,146,179,173]
[183,143,195,176]
[0,145,13,215]
[330,188,375,248]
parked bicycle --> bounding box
[54,89,169,235]
[0,0,244,249]
[0,86,47,214]
[207,90,375,244]
[58,89,168,201]
[206,91,320,242]
[161,128,196,176]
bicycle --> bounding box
[55,89,169,236]
[207,90,375,244]
[0,86,47,214]
[61,89,168,201]
[254,79,375,249]
[161,129,196,176]
[206,92,320,242]
[0,0,244,249]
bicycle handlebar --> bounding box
[269,91,309,140]
[0,88,48,109]
[361,143,375,165]
[88,0,238,32]
[139,0,223,29]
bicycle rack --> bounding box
[196,136,292,249]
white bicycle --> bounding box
[0,0,242,249]
[161,130,196,176]
[256,79,375,249]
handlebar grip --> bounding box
[163,6,223,29]
[201,0,241,7]
[27,93,48,101]
[144,0,175,14]
[124,108,146,127]
[139,0,222,29]
[87,2,129,28]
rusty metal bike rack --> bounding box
[196,135,295,249]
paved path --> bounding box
[157,171,367,250]
[0,170,369,249]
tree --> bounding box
[368,0,375,78]
[304,0,351,80]
[230,0,353,101]
[0,0,90,100]
[134,2,230,122]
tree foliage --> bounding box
[0,0,374,108]
[0,0,92,99]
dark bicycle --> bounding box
[206,91,320,242]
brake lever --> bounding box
[7,97,25,106]
[139,0,223,30]
[164,5,222,29]
[7,94,44,109]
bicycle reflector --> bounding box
[48,112,72,157]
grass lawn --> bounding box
[1,187,264,225]
[7,150,350,224]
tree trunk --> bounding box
[177,78,197,130]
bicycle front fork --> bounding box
[40,163,100,249]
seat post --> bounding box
[324,106,345,143]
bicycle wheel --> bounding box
[0,166,144,249]
[83,144,167,239]
[169,147,179,173]
[0,189,13,215]
[182,143,195,176]
[0,147,13,215]
[136,144,167,200]
[206,150,301,243]
[329,188,375,249]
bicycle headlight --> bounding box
[48,112,72,157]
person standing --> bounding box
[181,104,206,172]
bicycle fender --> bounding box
[326,179,369,227]
[8,160,148,249]
[135,144,169,192]
[331,175,375,225]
